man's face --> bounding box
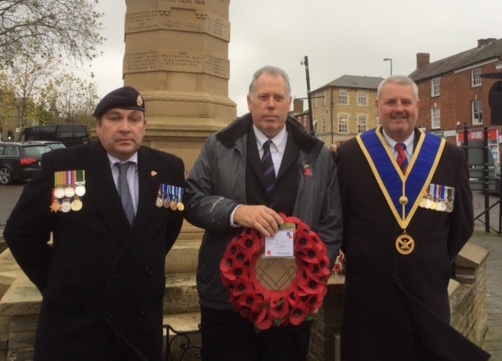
[376,82,420,142]
[247,73,291,138]
[96,109,146,161]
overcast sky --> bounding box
[90,0,502,117]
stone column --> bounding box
[124,0,236,173]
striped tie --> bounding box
[261,140,276,207]
[395,143,408,174]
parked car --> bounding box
[20,124,91,147]
[0,142,57,185]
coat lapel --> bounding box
[84,142,130,242]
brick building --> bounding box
[409,38,502,165]
[291,75,382,146]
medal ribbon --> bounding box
[357,126,445,229]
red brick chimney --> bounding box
[416,53,430,70]
[293,98,304,113]
[478,38,496,47]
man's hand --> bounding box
[234,205,284,237]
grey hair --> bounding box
[377,75,419,101]
[248,66,292,99]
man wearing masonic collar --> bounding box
[335,75,489,361]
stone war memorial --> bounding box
[0,0,491,360]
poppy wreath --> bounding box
[220,214,331,331]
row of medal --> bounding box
[50,170,86,213]
[156,184,184,211]
[418,184,454,213]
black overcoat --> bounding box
[4,141,185,361]
[335,128,489,361]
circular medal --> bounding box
[64,186,75,198]
[430,201,437,210]
[425,199,432,209]
[437,201,446,212]
[75,185,86,197]
[71,199,83,211]
[395,234,415,255]
[170,200,178,210]
[54,187,65,199]
[177,202,184,211]
[155,197,163,208]
[163,198,170,208]
[61,200,71,213]
[419,198,427,208]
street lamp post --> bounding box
[383,58,393,76]
[301,55,315,136]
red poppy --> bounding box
[256,308,273,330]
[290,303,310,326]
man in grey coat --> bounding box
[184,66,343,361]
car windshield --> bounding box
[24,145,50,156]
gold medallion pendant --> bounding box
[395,234,415,255]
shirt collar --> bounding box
[107,153,138,168]
[382,129,415,156]
[252,125,287,154]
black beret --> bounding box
[93,86,145,117]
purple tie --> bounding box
[395,143,408,174]
[261,140,276,207]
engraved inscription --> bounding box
[126,11,158,33]
[205,54,230,79]
[206,14,230,41]
[124,51,159,73]
[160,51,203,72]
[124,50,229,79]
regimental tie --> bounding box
[395,143,409,174]
[116,162,135,225]
[261,140,276,208]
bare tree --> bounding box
[0,0,104,66]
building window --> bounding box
[323,91,327,107]
[431,108,441,129]
[357,91,368,106]
[313,117,318,133]
[339,89,348,105]
[472,100,483,125]
[357,115,367,133]
[339,115,348,133]
[472,68,482,87]
[431,78,440,97]
[314,96,317,109]
[322,115,326,133]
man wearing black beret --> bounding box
[4,86,186,361]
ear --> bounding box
[247,94,252,111]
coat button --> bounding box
[145,266,152,275]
